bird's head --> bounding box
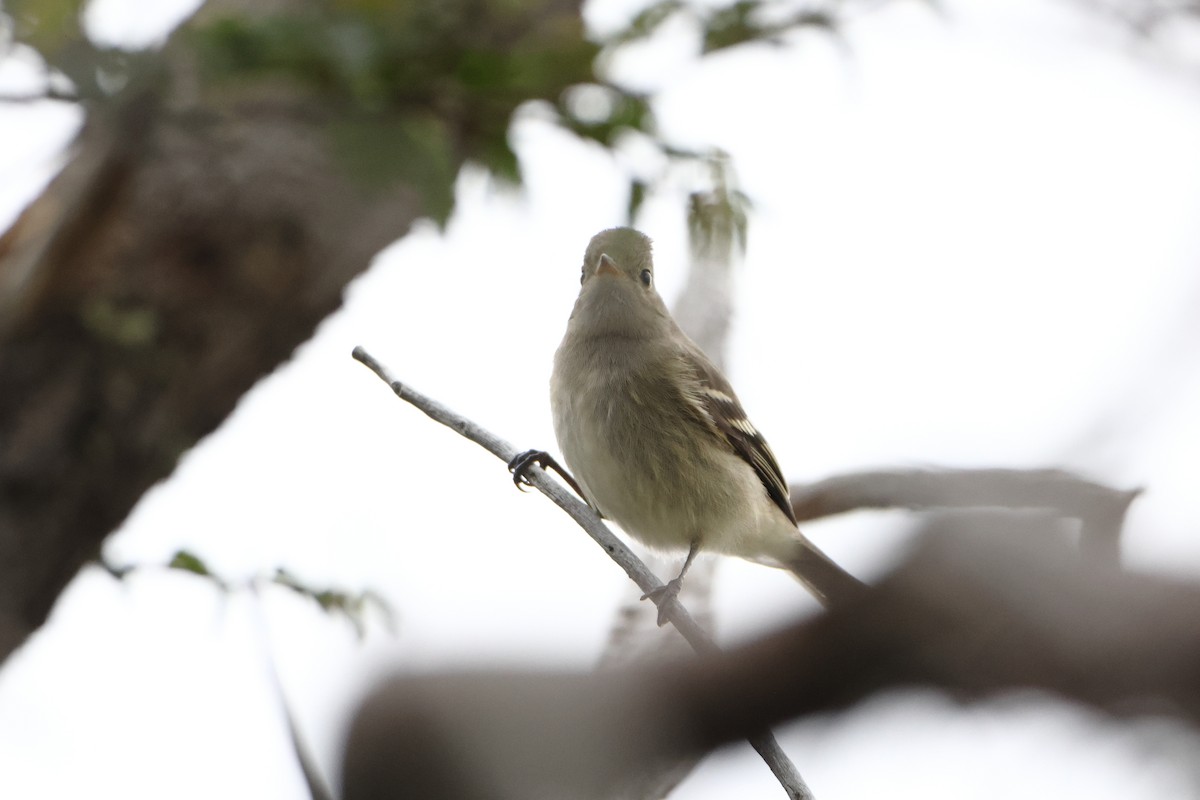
[569,227,670,339]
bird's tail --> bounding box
[785,536,865,608]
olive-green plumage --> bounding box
[551,227,861,607]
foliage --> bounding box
[561,0,854,220]
[606,0,838,53]
[3,0,86,59]
[271,567,394,639]
[103,549,395,639]
[186,1,599,221]
[0,0,869,224]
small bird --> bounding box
[512,227,861,622]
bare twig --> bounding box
[351,345,814,800]
[790,467,1141,564]
[351,347,707,643]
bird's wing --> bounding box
[678,339,799,526]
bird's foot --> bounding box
[507,449,591,504]
[508,449,550,492]
[641,578,684,627]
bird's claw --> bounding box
[641,578,683,627]
[508,449,593,508]
[508,449,549,492]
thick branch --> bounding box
[350,346,813,800]
[790,467,1140,562]
[343,525,1200,800]
[681,525,1200,744]
[0,0,591,666]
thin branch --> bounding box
[790,467,1141,564]
[0,88,81,104]
[351,345,814,800]
[249,587,337,800]
[351,346,706,643]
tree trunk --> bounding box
[0,0,590,664]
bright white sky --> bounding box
[3,0,1200,797]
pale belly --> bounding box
[553,375,796,564]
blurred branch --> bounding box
[343,524,1200,800]
[0,88,80,104]
[247,585,337,800]
[599,155,751,798]
[1071,0,1200,75]
[271,654,336,800]
[350,345,814,800]
[1078,0,1200,35]
[602,154,750,665]
[790,467,1141,564]
[682,522,1200,739]
[675,153,748,368]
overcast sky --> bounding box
[3,0,1200,797]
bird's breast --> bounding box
[550,337,757,551]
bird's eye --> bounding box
[640,269,652,287]
[580,269,586,285]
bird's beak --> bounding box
[596,253,621,278]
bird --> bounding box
[511,227,862,623]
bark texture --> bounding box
[0,0,589,663]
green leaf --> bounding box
[702,0,764,54]
[606,0,687,46]
[701,3,839,54]
[168,549,212,577]
[271,568,395,639]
